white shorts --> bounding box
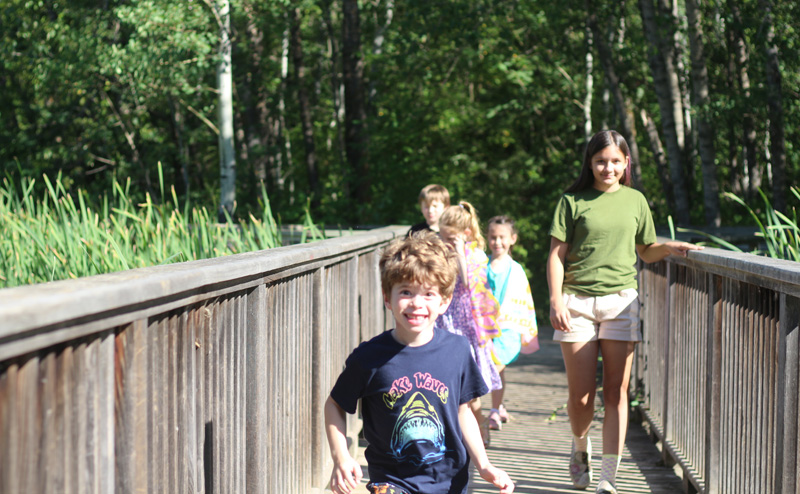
[553,288,641,343]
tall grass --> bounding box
[723,188,800,261]
[670,187,800,262]
[0,167,309,288]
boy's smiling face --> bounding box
[385,281,451,346]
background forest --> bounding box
[2,0,799,304]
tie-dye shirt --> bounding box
[434,242,502,392]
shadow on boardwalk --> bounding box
[353,327,684,494]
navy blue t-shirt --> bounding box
[331,329,488,494]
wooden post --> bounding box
[346,256,362,454]
[114,320,150,494]
[662,261,676,468]
[246,285,267,494]
[705,274,722,494]
[98,330,116,494]
[311,268,329,490]
[775,294,799,493]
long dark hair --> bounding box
[566,130,633,193]
[487,215,517,235]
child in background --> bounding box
[485,215,539,431]
[435,201,502,446]
[408,184,450,236]
[324,232,514,494]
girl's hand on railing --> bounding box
[637,240,704,263]
[664,240,704,257]
[329,457,363,494]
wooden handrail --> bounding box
[0,225,407,494]
[4,229,797,493]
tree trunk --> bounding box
[655,0,686,153]
[723,24,744,197]
[321,0,349,200]
[242,1,270,185]
[369,0,394,106]
[290,7,320,210]
[215,0,236,222]
[727,0,761,199]
[669,0,693,170]
[342,0,370,212]
[275,15,292,200]
[583,15,594,143]
[759,0,786,212]
[588,4,643,189]
[638,0,690,224]
[640,108,674,207]
[686,0,720,227]
[727,0,759,198]
[170,98,190,202]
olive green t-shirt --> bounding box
[549,186,657,296]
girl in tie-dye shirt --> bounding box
[434,201,501,447]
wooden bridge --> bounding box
[1,225,798,493]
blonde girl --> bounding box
[435,201,502,446]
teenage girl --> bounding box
[435,201,502,446]
[485,215,539,431]
[547,130,702,494]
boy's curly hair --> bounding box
[380,231,457,299]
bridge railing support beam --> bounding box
[776,294,799,494]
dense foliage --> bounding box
[2,0,799,304]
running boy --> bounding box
[408,184,450,236]
[325,232,514,494]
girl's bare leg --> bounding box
[491,367,506,409]
[560,340,600,438]
[598,339,636,455]
[489,368,506,429]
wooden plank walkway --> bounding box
[350,328,685,494]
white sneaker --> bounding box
[569,437,592,489]
[595,479,618,494]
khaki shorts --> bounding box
[553,288,641,343]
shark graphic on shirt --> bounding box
[389,391,446,465]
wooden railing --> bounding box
[0,225,407,494]
[5,227,798,494]
[634,240,800,494]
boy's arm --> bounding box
[324,396,363,494]
[458,403,514,494]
